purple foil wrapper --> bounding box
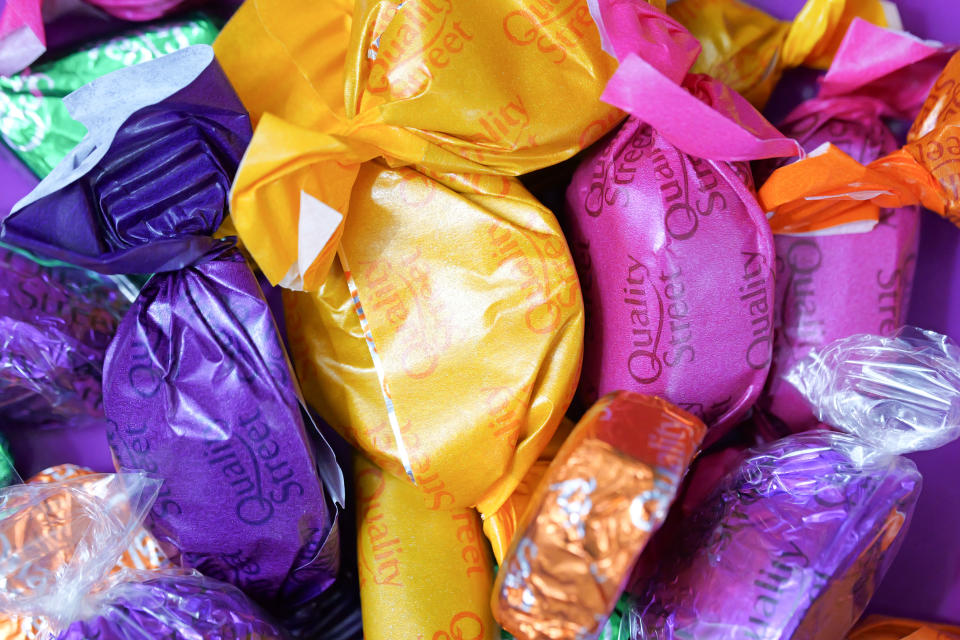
[6,46,343,610]
[56,573,291,640]
[105,246,341,609]
[757,96,920,436]
[631,431,920,640]
[2,47,248,275]
[0,244,127,428]
[564,116,774,442]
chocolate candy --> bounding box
[493,391,705,640]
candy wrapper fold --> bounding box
[7,45,345,611]
[354,455,496,640]
[217,0,613,520]
[667,0,890,108]
[756,19,943,436]
[566,0,798,439]
[0,244,127,429]
[3,43,242,274]
[0,0,44,76]
[0,14,219,179]
[219,0,626,290]
[105,245,344,610]
[759,49,960,231]
[283,167,583,515]
[0,471,290,640]
[493,392,705,640]
[629,328,960,640]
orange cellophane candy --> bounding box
[355,455,496,640]
[0,466,170,640]
[668,0,888,108]
[760,51,960,233]
[848,616,960,640]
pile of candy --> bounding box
[1,0,960,639]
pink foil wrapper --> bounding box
[0,0,44,76]
[566,0,799,443]
[566,116,775,437]
[755,19,947,437]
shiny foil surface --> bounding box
[5,46,344,611]
[493,392,705,640]
[632,432,920,640]
[0,245,127,429]
[565,114,774,440]
[0,13,219,179]
[54,574,291,640]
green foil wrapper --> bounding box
[0,432,14,487]
[0,13,219,178]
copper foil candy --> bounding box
[492,391,705,640]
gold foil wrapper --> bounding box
[483,418,575,565]
[355,455,496,640]
[492,392,705,640]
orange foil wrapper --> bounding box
[492,392,705,640]
[849,616,960,640]
[759,51,960,231]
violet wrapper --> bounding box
[631,327,960,639]
[631,431,920,640]
[3,45,344,613]
[0,243,127,428]
[56,573,291,640]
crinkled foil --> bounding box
[493,392,705,640]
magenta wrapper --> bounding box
[565,116,774,441]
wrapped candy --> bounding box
[629,327,960,640]
[354,455,495,640]
[0,471,289,640]
[758,48,960,234]
[3,46,344,611]
[0,0,44,76]
[565,0,800,442]
[0,13,219,178]
[216,0,628,521]
[848,616,960,640]
[756,20,949,437]
[0,244,127,430]
[0,464,171,640]
[482,417,574,565]
[493,392,706,640]
[667,0,890,108]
